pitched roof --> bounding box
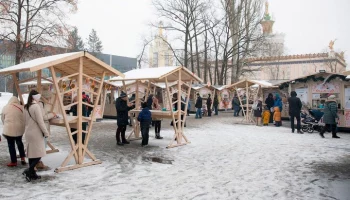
[0,51,124,77]
[109,66,202,82]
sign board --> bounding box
[311,83,340,93]
[295,88,308,104]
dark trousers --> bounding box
[28,157,41,174]
[214,106,218,115]
[324,124,338,136]
[140,123,150,145]
[154,121,161,134]
[290,114,301,132]
[5,135,25,163]
[207,105,212,116]
[269,111,274,123]
[275,121,281,127]
[116,125,127,143]
[71,122,87,144]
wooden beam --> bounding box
[58,72,79,82]
[55,160,102,173]
[50,66,78,163]
[18,76,37,84]
[82,71,106,159]
[77,57,84,164]
[12,73,24,104]
[37,70,42,93]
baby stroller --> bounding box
[300,109,325,133]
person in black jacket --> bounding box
[265,93,274,123]
[288,91,303,134]
[207,94,212,117]
[138,102,152,147]
[115,92,134,146]
[195,93,202,119]
[171,93,186,127]
[213,94,219,115]
[70,95,88,144]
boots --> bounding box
[31,171,41,180]
[22,169,31,182]
[21,157,26,165]
[155,133,163,139]
[35,161,48,170]
[121,132,130,144]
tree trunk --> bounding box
[189,32,194,73]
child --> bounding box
[262,106,271,126]
[152,97,163,139]
[273,106,282,127]
[138,102,152,147]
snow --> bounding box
[109,66,180,81]
[0,52,81,74]
[19,80,52,86]
[0,112,350,199]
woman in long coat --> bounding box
[1,96,25,167]
[23,90,49,181]
[320,95,340,138]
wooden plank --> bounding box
[50,66,78,163]
[30,52,83,72]
[12,73,24,104]
[62,87,78,95]
[77,57,84,164]
[176,70,182,143]
[82,72,105,159]
[166,142,188,149]
[57,72,79,82]
[37,70,42,93]
[18,76,37,84]
[83,73,102,84]
[54,160,102,173]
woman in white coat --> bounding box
[1,96,26,167]
[22,90,49,182]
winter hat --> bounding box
[120,92,127,98]
[290,91,297,97]
[328,95,336,100]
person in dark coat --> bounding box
[207,94,212,117]
[195,93,202,119]
[253,98,263,126]
[265,93,274,123]
[146,94,154,127]
[138,102,152,146]
[115,92,134,146]
[232,95,240,117]
[320,95,340,138]
[288,91,303,134]
[213,94,219,115]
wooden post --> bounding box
[77,57,83,164]
[12,73,24,104]
[37,70,42,93]
[176,70,182,143]
[50,66,78,163]
[246,80,249,122]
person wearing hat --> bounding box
[320,95,340,138]
[288,91,303,134]
[115,91,134,146]
[195,93,203,119]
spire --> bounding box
[264,1,271,21]
[158,21,163,37]
[261,0,274,35]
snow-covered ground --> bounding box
[0,106,350,199]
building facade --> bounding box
[148,22,175,67]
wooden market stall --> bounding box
[191,84,215,113]
[277,72,350,128]
[111,66,202,148]
[226,79,276,124]
[0,51,124,172]
[212,85,232,111]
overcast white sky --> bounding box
[68,0,350,62]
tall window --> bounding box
[164,53,170,66]
[153,52,158,67]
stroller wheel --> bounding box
[307,128,314,133]
[301,126,308,132]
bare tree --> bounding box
[0,0,78,96]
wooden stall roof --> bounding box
[226,79,276,89]
[19,79,52,86]
[212,85,227,91]
[275,72,346,86]
[109,66,202,82]
[0,51,125,77]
